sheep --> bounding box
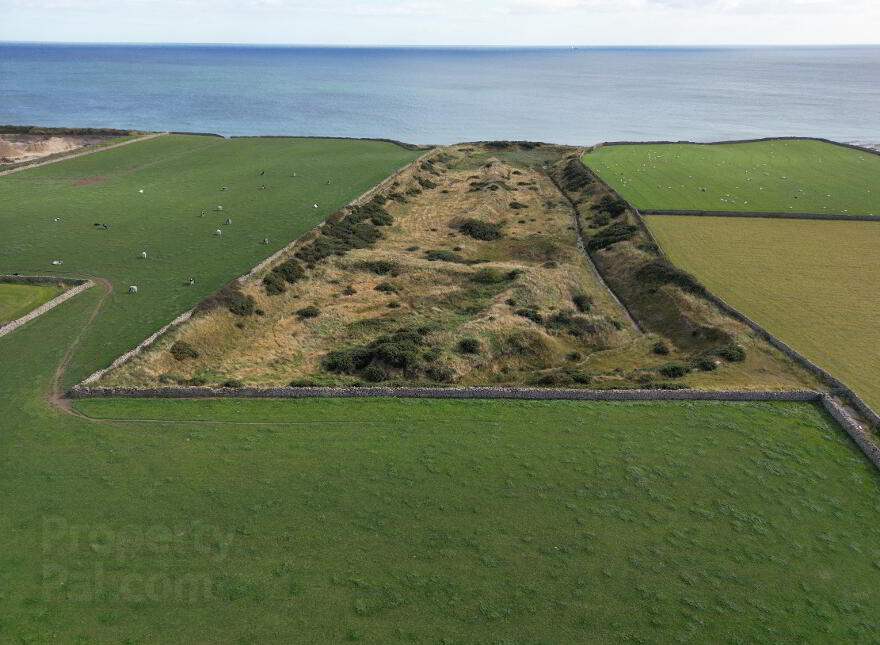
[140,251,147,259]
[51,260,64,265]
[216,205,224,211]
[188,277,195,286]
[138,189,144,194]
[215,229,222,236]
[313,203,319,209]
[128,285,138,293]
[224,218,232,225]
[263,237,270,245]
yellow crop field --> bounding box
[645,215,880,409]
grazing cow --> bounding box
[128,285,138,293]
[215,229,222,236]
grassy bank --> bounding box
[0,281,63,322]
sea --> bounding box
[1,43,878,146]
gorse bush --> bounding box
[658,363,690,378]
[322,327,431,375]
[295,200,390,264]
[592,194,628,217]
[572,293,592,313]
[227,292,256,316]
[360,260,396,275]
[296,305,320,319]
[457,338,481,354]
[652,341,670,355]
[587,222,638,251]
[516,307,544,324]
[509,201,529,209]
[560,158,594,192]
[374,282,398,293]
[169,341,199,361]
[459,219,503,241]
[691,356,718,371]
[635,260,708,297]
[716,344,747,362]
[263,271,286,295]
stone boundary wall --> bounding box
[0,277,94,339]
[228,135,430,152]
[639,209,880,222]
[77,149,435,384]
[820,395,880,471]
[69,385,820,402]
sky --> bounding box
[3,0,879,46]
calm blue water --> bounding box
[1,43,878,145]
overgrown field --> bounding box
[584,139,880,215]
[645,215,880,409]
[101,142,817,392]
[0,133,422,384]
[0,280,63,322]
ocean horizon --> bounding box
[2,42,878,145]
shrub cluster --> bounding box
[195,283,255,317]
[658,363,690,378]
[559,158,594,192]
[457,338,481,354]
[323,327,431,375]
[716,344,746,362]
[531,369,591,386]
[424,250,486,265]
[359,260,397,275]
[459,219,504,241]
[417,176,438,190]
[586,222,638,252]
[691,356,718,371]
[635,260,708,297]
[509,201,529,209]
[543,309,597,338]
[652,341,670,355]
[264,258,306,295]
[295,198,391,264]
[592,195,628,217]
[572,293,592,313]
[169,341,199,361]
[296,305,320,319]
[374,281,398,293]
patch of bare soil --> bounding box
[0,134,110,164]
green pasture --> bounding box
[584,139,880,215]
[645,215,880,410]
[1,137,879,643]
[0,281,63,322]
[0,133,421,384]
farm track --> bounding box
[0,132,167,177]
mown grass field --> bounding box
[645,215,880,410]
[0,133,421,385]
[1,138,879,643]
[584,139,880,215]
[0,281,63,322]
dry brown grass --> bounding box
[102,144,821,391]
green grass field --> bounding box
[584,139,880,215]
[1,138,879,643]
[0,134,421,384]
[645,215,880,410]
[0,281,63,322]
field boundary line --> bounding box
[0,132,167,177]
[0,276,94,339]
[639,209,880,222]
[77,148,435,386]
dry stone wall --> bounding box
[0,276,93,339]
